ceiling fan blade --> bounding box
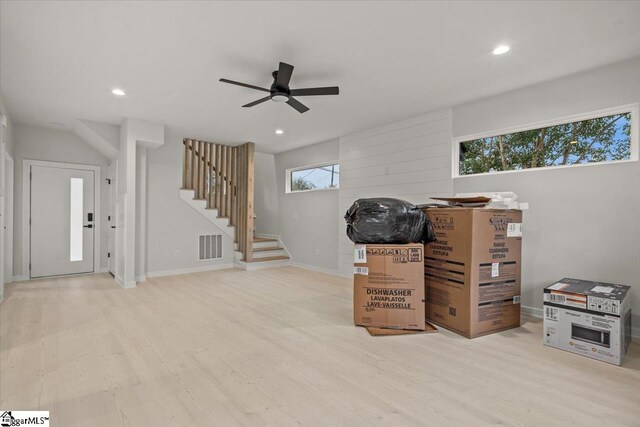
[242,96,271,108]
[276,62,294,88]
[286,97,309,114]
[219,78,269,93]
[290,86,339,96]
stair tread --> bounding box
[247,255,289,262]
[253,246,283,252]
[254,237,278,243]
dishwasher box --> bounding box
[543,278,632,366]
[353,243,425,331]
[421,207,523,338]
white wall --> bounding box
[0,95,15,299]
[0,96,14,156]
[452,57,640,333]
[145,128,234,276]
[116,117,164,287]
[271,112,454,275]
[337,109,453,276]
[12,125,110,278]
[254,151,279,236]
[135,146,147,281]
[274,139,340,273]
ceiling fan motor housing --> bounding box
[270,71,290,102]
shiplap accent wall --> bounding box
[337,108,453,275]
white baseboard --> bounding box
[521,305,543,318]
[234,259,289,271]
[12,270,108,282]
[146,263,234,278]
[289,261,344,277]
[114,275,135,289]
[135,275,147,282]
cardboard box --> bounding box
[422,207,522,338]
[353,243,425,331]
[543,278,632,365]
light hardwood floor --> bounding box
[1,267,639,426]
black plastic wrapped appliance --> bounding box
[344,198,435,244]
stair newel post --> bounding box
[227,145,232,218]
[207,143,216,209]
[220,145,226,217]
[194,140,199,198]
[244,142,255,262]
[182,139,188,189]
[225,144,232,218]
[200,141,206,199]
[209,143,214,203]
[194,141,200,198]
[214,143,221,211]
[212,143,217,206]
[237,145,242,253]
[231,146,237,227]
[240,144,246,255]
[208,144,214,208]
[204,142,210,202]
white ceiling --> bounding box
[2,1,640,153]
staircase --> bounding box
[235,236,290,270]
[180,138,289,268]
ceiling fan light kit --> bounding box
[219,62,339,113]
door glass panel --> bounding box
[70,178,83,261]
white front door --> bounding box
[30,165,95,278]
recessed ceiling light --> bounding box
[111,88,126,96]
[275,129,284,135]
[492,45,510,55]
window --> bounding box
[69,177,83,261]
[456,106,637,176]
[287,163,339,193]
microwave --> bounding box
[571,323,611,348]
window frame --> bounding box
[452,103,639,178]
[285,161,340,194]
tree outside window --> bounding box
[459,112,632,175]
[289,164,339,192]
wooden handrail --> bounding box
[182,138,255,261]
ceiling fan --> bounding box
[219,62,339,113]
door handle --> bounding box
[83,224,93,229]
